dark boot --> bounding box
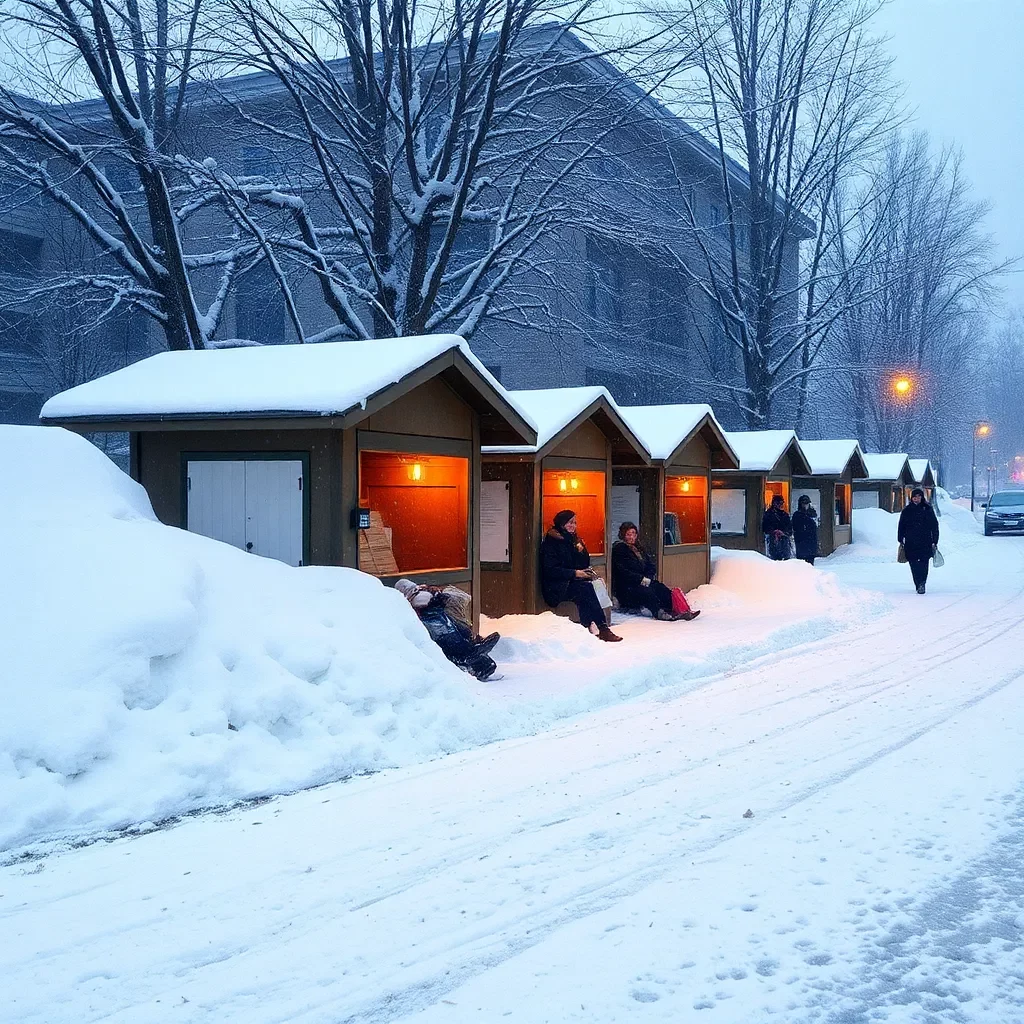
[675,609,701,621]
[916,584,926,595]
[656,609,675,622]
[598,626,623,642]
[473,632,500,656]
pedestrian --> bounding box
[395,579,501,679]
[611,522,700,621]
[540,509,622,642]
[897,487,940,594]
[761,493,793,560]
[792,495,819,565]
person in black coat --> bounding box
[898,487,940,594]
[540,509,622,641]
[611,522,700,621]
[791,495,820,564]
[761,494,793,560]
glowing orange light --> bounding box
[570,477,579,491]
[893,377,912,396]
[977,424,991,437]
[559,477,567,492]
[408,463,422,481]
[681,479,691,492]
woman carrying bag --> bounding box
[897,487,940,594]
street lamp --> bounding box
[971,421,992,511]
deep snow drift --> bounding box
[2,427,886,855]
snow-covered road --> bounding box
[4,533,1024,1023]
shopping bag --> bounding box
[932,547,945,568]
[670,587,692,616]
[897,543,907,564]
[591,576,613,610]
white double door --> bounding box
[186,458,304,566]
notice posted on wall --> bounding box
[611,485,641,535]
[711,488,746,535]
[480,480,511,562]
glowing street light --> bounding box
[892,376,913,397]
[971,421,993,511]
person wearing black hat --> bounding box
[540,509,623,641]
[898,487,939,594]
[761,493,793,560]
[792,494,819,565]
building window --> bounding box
[358,451,469,575]
[711,486,746,536]
[835,484,851,525]
[664,474,708,545]
[764,479,790,509]
[541,469,605,556]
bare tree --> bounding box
[214,0,671,342]
[642,0,898,427]
[0,0,249,350]
[826,133,1010,461]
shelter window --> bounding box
[542,470,605,556]
[835,484,851,525]
[711,486,746,536]
[664,475,708,545]
[764,479,790,509]
[358,451,469,575]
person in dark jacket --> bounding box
[897,487,940,594]
[611,522,700,621]
[761,494,793,560]
[791,495,820,564]
[540,509,622,642]
[395,579,500,680]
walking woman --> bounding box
[898,487,940,594]
[540,509,622,642]
[611,522,699,620]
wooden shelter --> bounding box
[907,459,938,506]
[479,387,650,618]
[711,431,812,552]
[617,404,740,593]
[792,440,869,556]
[853,454,914,513]
[40,336,536,629]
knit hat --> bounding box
[553,509,577,530]
[798,494,811,506]
[771,494,784,506]
[394,578,419,600]
[911,487,925,500]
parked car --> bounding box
[982,490,1024,535]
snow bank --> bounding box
[1,427,504,854]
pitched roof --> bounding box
[721,430,810,475]
[39,335,537,445]
[863,453,912,482]
[484,386,649,462]
[618,403,738,468]
[798,439,868,478]
[908,459,936,486]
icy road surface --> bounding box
[4,534,1024,1023]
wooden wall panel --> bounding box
[662,549,710,593]
[363,376,473,439]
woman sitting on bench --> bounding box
[611,522,699,621]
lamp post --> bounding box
[971,421,992,511]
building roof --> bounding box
[721,430,811,475]
[797,439,869,479]
[483,386,649,462]
[618,404,739,468]
[39,335,537,446]
[908,459,936,486]
[862,453,912,483]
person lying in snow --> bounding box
[611,522,699,621]
[540,509,622,642]
[761,494,793,560]
[791,495,819,565]
[394,579,500,680]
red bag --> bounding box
[670,587,692,615]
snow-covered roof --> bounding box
[863,453,912,482]
[798,439,867,478]
[40,336,536,443]
[618,404,736,467]
[721,430,809,474]
[481,387,647,460]
[908,459,936,485]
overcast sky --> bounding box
[875,0,1024,308]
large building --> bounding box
[0,26,812,432]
